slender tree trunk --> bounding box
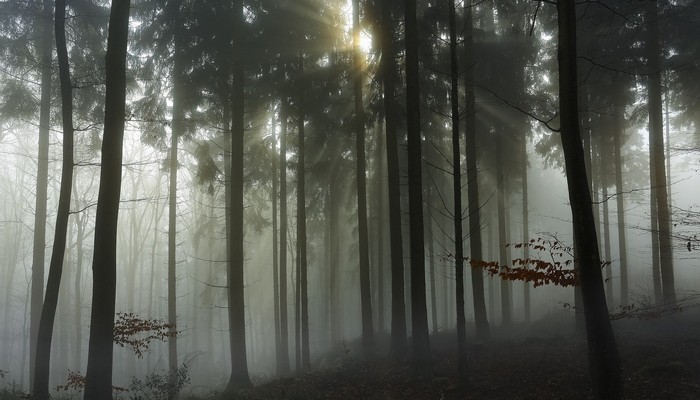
[352,0,374,355]
[464,1,489,340]
[380,0,406,357]
[296,58,310,369]
[521,135,531,323]
[601,143,613,304]
[375,124,386,333]
[225,0,251,389]
[496,145,511,327]
[278,101,291,375]
[30,0,53,388]
[447,0,466,373]
[73,184,84,371]
[646,0,675,305]
[272,106,281,373]
[404,0,430,363]
[612,105,629,306]
[557,2,621,398]
[167,38,183,396]
[428,223,437,333]
[83,1,130,398]
[32,0,75,395]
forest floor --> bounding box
[229,309,700,400]
[3,308,700,400]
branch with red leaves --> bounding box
[468,238,611,287]
[113,312,177,358]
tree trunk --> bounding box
[30,0,53,388]
[272,106,281,373]
[557,2,622,398]
[278,100,291,375]
[296,58,310,370]
[646,0,675,305]
[380,0,407,357]
[83,1,131,398]
[612,105,629,306]
[404,0,430,363]
[497,145,511,327]
[428,222,437,333]
[352,0,375,356]
[375,124,386,333]
[521,134,531,324]
[168,35,183,396]
[225,0,251,389]
[33,0,75,395]
[447,0,466,373]
[601,142,613,304]
[464,1,489,340]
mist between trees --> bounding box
[0,1,699,399]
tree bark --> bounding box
[352,0,375,356]
[380,0,407,357]
[30,0,53,388]
[497,145,511,327]
[612,105,629,306]
[557,1,622,398]
[404,0,430,363]
[224,0,251,389]
[168,32,183,396]
[447,0,466,374]
[464,1,490,340]
[296,57,310,370]
[272,105,281,373]
[33,0,74,395]
[278,100,291,375]
[646,0,675,305]
[83,1,131,398]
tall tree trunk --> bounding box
[352,0,374,355]
[73,179,85,371]
[33,0,75,394]
[278,101,291,375]
[83,1,130,398]
[272,106,281,373]
[428,222,437,333]
[464,0,489,340]
[225,0,251,389]
[612,105,629,306]
[520,135,531,324]
[296,58,310,370]
[30,0,53,388]
[447,0,466,373]
[496,145,511,327]
[168,37,183,396]
[557,2,621,398]
[404,0,430,363]
[646,0,675,305]
[601,143,613,304]
[380,0,407,357]
[375,124,386,333]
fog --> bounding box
[1,0,699,399]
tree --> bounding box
[379,0,407,357]
[556,1,621,398]
[278,99,292,375]
[83,0,131,398]
[224,0,252,390]
[296,56,311,370]
[352,0,374,356]
[646,0,675,305]
[32,0,75,396]
[464,0,489,341]
[29,0,53,388]
[404,0,430,363]
[446,0,466,373]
